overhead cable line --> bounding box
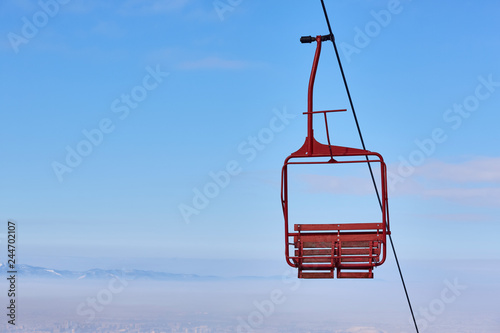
[319,1,420,332]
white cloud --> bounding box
[416,157,500,183]
[120,0,190,15]
[295,157,500,207]
[62,0,104,14]
[390,157,500,206]
[177,56,253,70]
[92,21,125,38]
[423,187,500,206]
[413,212,493,222]
[146,49,255,71]
[6,0,36,11]
[298,174,377,196]
[340,327,387,333]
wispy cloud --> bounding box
[4,0,36,11]
[120,0,190,15]
[147,46,260,71]
[390,157,500,206]
[423,187,500,206]
[296,157,500,207]
[416,157,500,183]
[343,327,387,333]
[92,21,125,39]
[412,212,494,223]
[64,0,102,14]
[177,56,253,70]
[298,174,376,196]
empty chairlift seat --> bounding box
[281,34,390,279]
[294,223,385,279]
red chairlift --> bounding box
[281,35,390,279]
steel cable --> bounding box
[319,1,420,332]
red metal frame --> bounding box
[281,35,390,279]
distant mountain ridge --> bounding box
[0,262,226,281]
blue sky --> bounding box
[1,0,499,273]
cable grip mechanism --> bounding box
[300,34,333,44]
